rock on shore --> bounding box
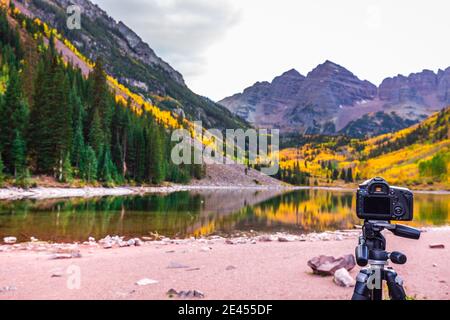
[0,230,362,254]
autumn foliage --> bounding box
[280,107,450,189]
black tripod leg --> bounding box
[385,270,406,300]
[352,270,371,300]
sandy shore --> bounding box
[0,228,448,300]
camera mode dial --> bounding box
[394,206,404,217]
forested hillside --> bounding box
[0,5,204,187]
[13,0,248,131]
[279,107,450,189]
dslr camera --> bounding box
[356,177,413,221]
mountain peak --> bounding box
[323,59,340,66]
[220,58,448,136]
[280,68,304,79]
[308,60,351,78]
[319,60,344,70]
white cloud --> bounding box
[92,0,241,78]
[92,0,450,102]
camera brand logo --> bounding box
[171,122,280,176]
[66,5,81,30]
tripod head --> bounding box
[355,220,421,267]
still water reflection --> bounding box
[0,189,448,242]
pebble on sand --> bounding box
[167,288,178,297]
[168,261,190,269]
[136,278,158,286]
[0,286,17,293]
[50,252,82,260]
[51,271,64,278]
[333,268,356,287]
[225,239,235,245]
[3,237,17,244]
[429,243,445,249]
[167,289,205,299]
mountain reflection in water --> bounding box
[0,189,448,242]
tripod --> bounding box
[351,220,421,300]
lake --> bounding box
[0,189,448,243]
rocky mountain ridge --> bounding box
[219,60,450,136]
[16,0,185,85]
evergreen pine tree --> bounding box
[89,109,104,155]
[62,153,73,183]
[134,127,146,182]
[147,123,165,184]
[28,53,55,173]
[0,8,23,61]
[98,147,116,185]
[0,155,5,187]
[80,146,97,183]
[111,101,128,179]
[72,108,85,169]
[12,130,26,179]
[28,42,71,176]
[0,66,25,173]
[51,64,73,178]
[87,58,112,150]
[126,123,137,180]
[27,58,44,167]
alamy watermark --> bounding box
[67,264,81,290]
[66,5,81,30]
[171,122,280,176]
[366,268,382,290]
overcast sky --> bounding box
[91,0,450,101]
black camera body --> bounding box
[357,177,413,221]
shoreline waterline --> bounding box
[0,185,449,200]
[1,225,448,248]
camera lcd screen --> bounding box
[363,197,391,215]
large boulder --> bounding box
[307,254,356,276]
